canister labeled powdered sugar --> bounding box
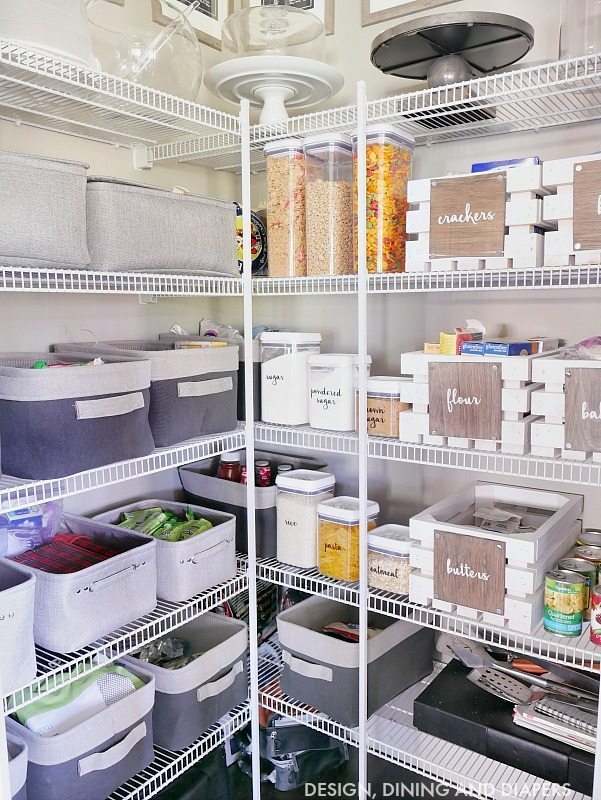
[308,354,371,431]
[276,470,335,568]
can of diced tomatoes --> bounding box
[590,585,601,645]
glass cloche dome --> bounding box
[221,5,326,60]
[85,0,202,100]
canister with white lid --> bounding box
[356,376,411,438]
[368,524,411,594]
[317,496,380,581]
[264,139,307,278]
[276,469,336,568]
[308,354,372,431]
[260,332,322,425]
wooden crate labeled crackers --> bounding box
[399,350,547,454]
[405,165,551,272]
[408,483,583,634]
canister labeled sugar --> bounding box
[261,332,321,426]
[368,524,411,594]
[276,470,335,569]
[317,496,379,582]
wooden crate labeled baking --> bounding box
[408,483,583,634]
[405,165,551,272]
[399,350,546,454]
[531,352,601,460]
[542,153,601,267]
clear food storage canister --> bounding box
[318,496,379,582]
[303,133,354,276]
[352,125,414,273]
[264,139,307,278]
[276,469,336,568]
[308,354,372,432]
[260,332,322,425]
[356,376,410,438]
[368,524,411,595]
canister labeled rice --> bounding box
[544,570,586,636]
[557,557,595,620]
[577,530,601,548]
[590,585,601,645]
[574,545,601,578]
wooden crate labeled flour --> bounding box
[405,165,551,272]
[409,483,583,633]
[399,350,546,454]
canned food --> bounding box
[557,557,595,620]
[240,466,248,485]
[544,570,586,636]
[591,585,601,645]
[574,546,601,578]
[578,529,601,548]
[255,460,272,487]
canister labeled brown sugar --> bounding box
[356,376,410,437]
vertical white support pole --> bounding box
[594,697,601,799]
[240,98,262,800]
[356,80,369,800]
[0,669,11,800]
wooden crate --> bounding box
[408,483,583,634]
[405,165,551,272]
[399,350,545,454]
[542,154,601,267]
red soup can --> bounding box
[591,585,601,645]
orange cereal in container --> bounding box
[352,125,414,273]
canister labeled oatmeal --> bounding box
[577,529,601,548]
[368,524,411,594]
[317,496,379,582]
[356,376,410,437]
[590,585,601,645]
[557,557,596,620]
[276,469,335,568]
[264,139,306,278]
[544,570,586,636]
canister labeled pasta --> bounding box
[544,570,586,636]
[356,376,410,437]
[368,524,411,594]
[557,557,596,620]
[264,140,306,278]
[276,470,335,568]
[317,496,379,582]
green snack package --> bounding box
[118,508,167,536]
[168,518,213,541]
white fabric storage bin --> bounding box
[308,354,372,431]
[0,560,36,696]
[123,613,248,751]
[6,663,155,800]
[23,514,157,653]
[86,177,238,275]
[93,499,236,603]
[7,732,28,800]
[0,151,89,270]
[261,332,322,425]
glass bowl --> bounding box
[221,5,325,60]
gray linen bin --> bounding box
[26,513,157,653]
[0,560,36,696]
[0,352,154,480]
[277,596,434,727]
[0,151,89,270]
[8,733,28,800]
[179,450,327,557]
[93,499,236,603]
[87,177,238,276]
[54,341,239,446]
[6,663,155,800]
[123,613,248,751]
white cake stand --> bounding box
[205,55,344,124]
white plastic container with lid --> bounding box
[308,354,372,432]
[303,133,354,277]
[368,524,411,595]
[260,332,322,425]
[317,496,380,582]
[276,469,336,568]
[264,139,307,278]
[356,376,411,438]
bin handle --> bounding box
[282,650,333,683]
[190,538,232,564]
[177,377,232,399]
[75,392,145,420]
[78,722,147,777]
[197,660,244,703]
[88,564,138,592]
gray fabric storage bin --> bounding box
[0,151,89,270]
[123,613,248,751]
[54,341,239,447]
[277,596,434,727]
[26,513,157,653]
[87,177,238,276]
[179,450,327,557]
[6,663,155,800]
[93,499,236,603]
[0,560,36,696]
[0,352,154,480]
[8,731,28,800]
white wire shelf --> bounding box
[109,703,250,800]
[0,41,238,151]
[258,643,589,800]
[4,568,248,715]
[0,427,245,513]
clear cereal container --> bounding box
[356,376,411,438]
[317,496,379,582]
[352,125,414,273]
[368,524,411,595]
[260,332,322,426]
[303,133,354,276]
[264,139,307,278]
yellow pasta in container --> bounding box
[317,496,380,582]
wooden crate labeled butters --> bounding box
[405,165,552,272]
[542,153,601,267]
[531,352,601,461]
[399,351,546,454]
[408,483,583,634]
